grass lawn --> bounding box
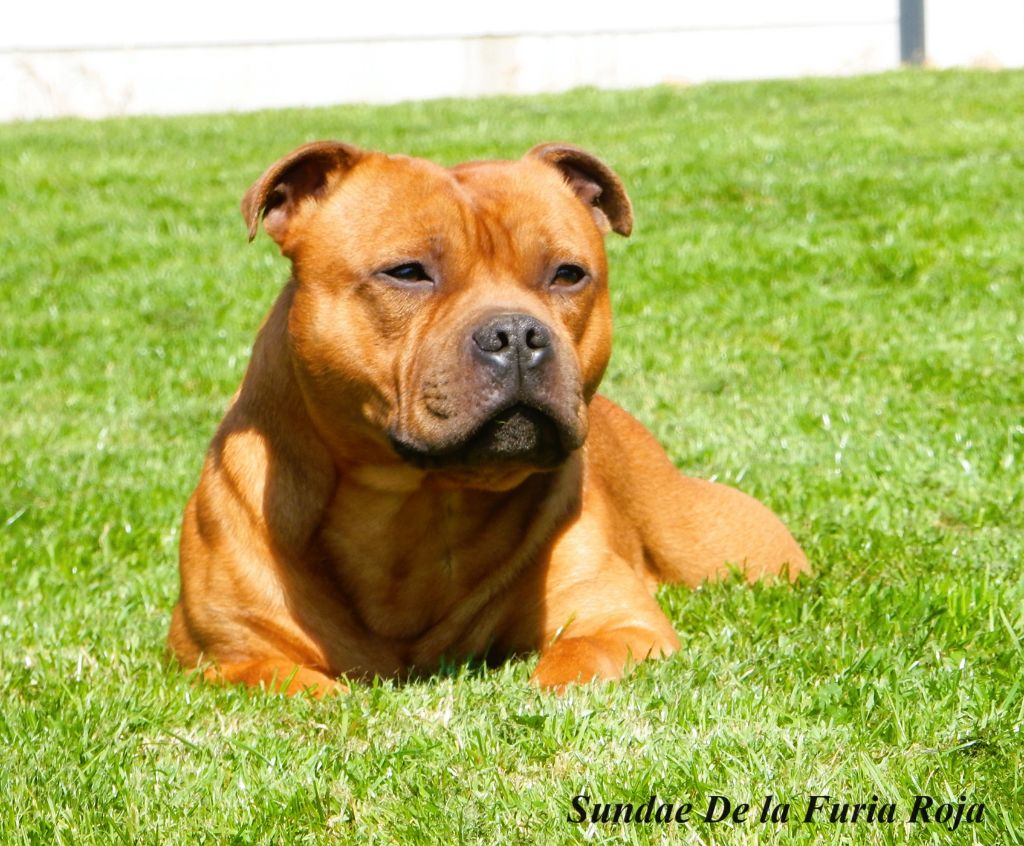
[1,70,1022,844]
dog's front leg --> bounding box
[517,514,681,690]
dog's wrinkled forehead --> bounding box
[243,141,632,261]
[315,155,604,261]
[452,159,610,252]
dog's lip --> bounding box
[389,401,582,469]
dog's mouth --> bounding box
[390,403,575,470]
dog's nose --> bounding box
[471,313,552,372]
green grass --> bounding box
[1,70,1022,844]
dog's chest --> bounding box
[316,480,538,645]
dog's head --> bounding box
[242,141,632,488]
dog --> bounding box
[168,141,809,696]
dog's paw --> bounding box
[530,637,624,692]
[203,661,346,698]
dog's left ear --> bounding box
[241,140,364,247]
[527,143,633,236]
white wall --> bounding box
[0,0,1018,122]
[925,0,1024,68]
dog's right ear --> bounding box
[241,141,363,248]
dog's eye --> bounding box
[382,262,432,284]
[551,264,587,287]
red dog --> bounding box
[168,141,808,695]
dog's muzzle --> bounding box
[390,312,584,469]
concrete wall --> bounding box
[925,0,1024,68]
[0,0,1018,122]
